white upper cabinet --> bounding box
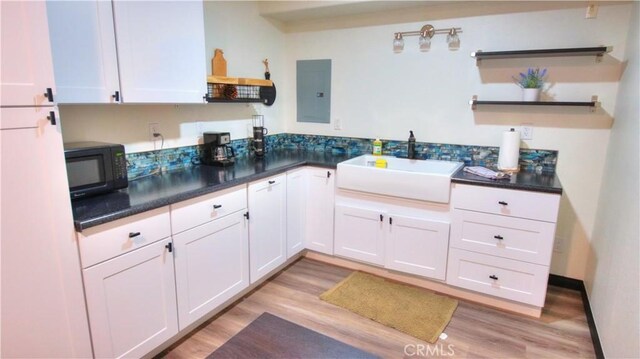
[47,0,207,104]
[1,1,56,107]
[111,0,207,103]
[47,1,120,104]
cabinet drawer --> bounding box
[0,107,56,130]
[451,184,560,222]
[170,185,247,234]
[447,248,549,307]
[248,174,286,192]
[78,207,171,268]
[451,210,556,265]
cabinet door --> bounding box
[112,1,207,103]
[83,238,178,359]
[248,175,287,283]
[385,215,450,280]
[286,169,306,258]
[334,204,385,266]
[0,108,92,358]
[1,1,55,106]
[46,0,120,103]
[173,211,249,330]
[306,168,335,254]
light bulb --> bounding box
[419,33,431,51]
[393,33,404,53]
[447,28,460,50]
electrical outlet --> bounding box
[196,121,204,136]
[334,117,342,130]
[149,123,160,141]
[521,124,533,140]
[586,4,598,19]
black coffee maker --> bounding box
[202,132,235,167]
[252,115,268,157]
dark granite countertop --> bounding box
[452,167,563,195]
[72,149,352,231]
[72,150,563,231]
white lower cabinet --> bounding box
[170,185,249,330]
[248,174,287,283]
[286,169,306,257]
[447,248,550,306]
[173,210,249,330]
[334,193,451,280]
[305,168,336,254]
[334,204,386,265]
[385,215,450,280]
[83,238,178,359]
[447,183,561,308]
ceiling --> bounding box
[256,1,628,33]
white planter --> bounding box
[522,88,541,102]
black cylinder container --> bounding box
[408,130,416,159]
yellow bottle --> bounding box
[372,138,382,156]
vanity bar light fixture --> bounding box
[393,24,462,52]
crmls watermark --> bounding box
[404,343,456,357]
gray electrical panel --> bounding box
[296,59,331,123]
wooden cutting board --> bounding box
[212,49,227,76]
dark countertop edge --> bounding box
[74,159,562,231]
[451,169,563,195]
[73,160,319,231]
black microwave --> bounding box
[63,142,128,199]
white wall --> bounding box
[61,1,286,153]
[586,3,639,357]
[283,4,632,279]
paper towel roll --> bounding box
[498,129,521,172]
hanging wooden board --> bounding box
[212,49,227,76]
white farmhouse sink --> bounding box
[336,155,463,203]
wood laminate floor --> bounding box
[160,258,594,359]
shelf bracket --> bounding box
[472,50,482,66]
[470,95,478,110]
[595,53,603,63]
[591,95,599,112]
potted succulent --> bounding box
[513,68,547,101]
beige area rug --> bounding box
[320,271,458,343]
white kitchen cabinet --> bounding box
[78,207,172,268]
[0,3,91,353]
[171,186,249,330]
[0,108,92,358]
[1,1,55,106]
[248,174,287,283]
[286,168,306,257]
[83,238,178,359]
[447,183,561,307]
[334,190,452,280]
[305,168,335,254]
[46,0,207,103]
[46,0,120,103]
[112,1,206,103]
[385,214,450,280]
[334,204,386,266]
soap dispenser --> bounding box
[373,138,382,156]
[408,131,416,159]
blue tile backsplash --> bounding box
[126,134,558,180]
